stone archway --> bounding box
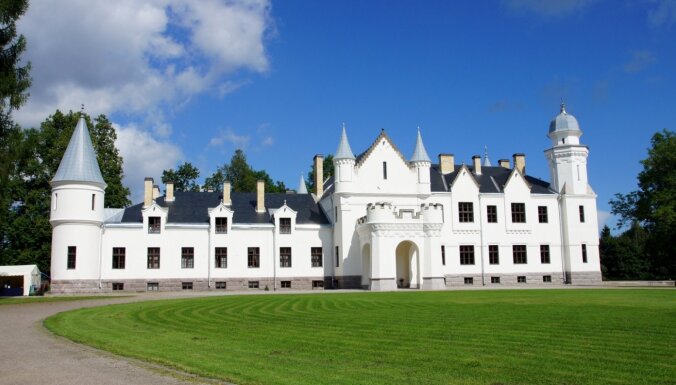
[395,241,420,289]
[361,244,371,289]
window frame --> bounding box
[279,247,292,268]
[280,281,291,288]
[543,275,552,283]
[148,216,161,234]
[311,247,323,267]
[582,244,588,263]
[67,246,76,269]
[464,277,474,285]
[279,218,291,234]
[441,245,446,266]
[112,282,124,291]
[517,276,527,283]
[512,245,527,264]
[182,282,193,290]
[215,247,227,268]
[459,245,475,265]
[248,247,260,268]
[540,244,551,264]
[215,217,228,234]
[248,281,259,289]
[511,203,526,223]
[491,276,501,284]
[579,205,586,223]
[488,245,499,265]
[112,247,126,269]
[458,202,474,223]
[538,206,548,223]
[215,281,227,289]
[486,205,497,223]
[181,247,194,269]
[147,247,160,269]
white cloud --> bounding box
[502,0,597,17]
[597,209,612,233]
[624,50,656,73]
[209,128,250,148]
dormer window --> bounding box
[215,217,228,234]
[148,217,161,233]
[280,218,291,234]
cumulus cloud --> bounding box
[597,209,612,233]
[624,50,656,73]
[15,0,272,131]
[502,0,598,17]
[209,128,250,148]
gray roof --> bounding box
[410,129,431,163]
[120,191,329,225]
[549,103,581,134]
[334,126,355,160]
[52,116,106,187]
[432,165,554,194]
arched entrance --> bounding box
[361,244,371,289]
[395,241,420,289]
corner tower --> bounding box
[333,124,356,194]
[50,113,107,293]
[410,128,431,195]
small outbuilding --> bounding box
[0,265,42,296]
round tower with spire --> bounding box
[410,127,431,195]
[333,123,356,194]
[50,112,107,293]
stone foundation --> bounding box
[369,277,397,291]
[421,277,446,290]
[445,272,566,287]
[332,275,362,289]
[568,271,603,285]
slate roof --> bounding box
[120,191,329,225]
[432,165,554,194]
[52,116,106,187]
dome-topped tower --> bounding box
[548,103,582,146]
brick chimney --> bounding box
[165,181,175,202]
[438,154,454,174]
[498,159,510,169]
[143,177,153,208]
[513,153,526,175]
[222,181,231,205]
[472,155,482,175]
[256,180,265,213]
[314,154,324,198]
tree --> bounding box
[599,224,651,280]
[306,154,334,192]
[610,129,675,278]
[203,149,287,193]
[162,162,201,192]
[0,0,31,111]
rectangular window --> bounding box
[280,281,291,288]
[215,217,228,234]
[579,205,585,223]
[182,282,193,290]
[486,205,497,223]
[112,282,124,291]
[459,245,475,265]
[458,202,474,223]
[280,247,292,268]
[112,247,126,269]
[312,280,324,289]
[538,206,548,223]
[147,282,159,291]
[489,245,499,265]
[441,245,446,266]
[582,244,588,263]
[67,246,76,269]
[540,245,551,264]
[215,281,227,289]
[181,247,194,269]
[91,194,95,211]
[148,216,161,233]
[517,276,527,283]
[513,245,527,264]
[215,247,227,268]
[383,161,387,179]
[335,206,338,223]
[335,246,340,267]
[279,218,291,234]
[248,247,260,268]
[248,281,259,289]
[464,277,474,285]
[311,247,323,267]
[147,247,160,269]
[543,275,552,283]
[511,203,526,223]
[491,276,501,284]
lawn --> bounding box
[0,295,124,305]
[44,289,675,385]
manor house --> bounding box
[50,104,601,293]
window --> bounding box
[517,276,527,283]
[335,246,340,267]
[579,205,585,223]
[181,247,194,269]
[112,283,124,291]
[215,217,228,234]
[582,244,588,263]
[489,245,499,265]
[182,282,193,290]
[280,247,292,268]
[538,206,548,223]
[335,207,338,223]
[383,161,387,179]
[543,275,552,283]
[281,281,291,288]
[279,218,291,234]
[312,280,324,289]
[311,247,323,267]
[464,277,474,285]
[248,247,260,268]
[513,245,527,264]
[147,282,159,291]
[215,247,227,268]
[215,281,227,289]
[148,216,161,233]
[459,245,475,265]
[112,247,126,269]
[67,246,76,269]
[491,276,501,284]
[511,203,526,223]
[248,281,259,289]
[540,245,551,264]
[458,202,474,223]
[441,245,446,266]
[487,205,497,223]
[91,194,95,211]
[54,193,58,211]
[147,247,160,269]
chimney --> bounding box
[256,179,265,213]
[152,185,161,199]
[166,182,175,202]
[439,154,454,174]
[498,159,510,169]
[143,177,153,207]
[314,154,324,198]
[472,155,482,175]
[513,153,526,174]
[222,181,231,205]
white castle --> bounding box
[50,104,601,293]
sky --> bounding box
[15,0,676,232]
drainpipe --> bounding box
[557,196,568,284]
[273,222,277,291]
[98,225,104,291]
[478,195,486,286]
[207,220,212,289]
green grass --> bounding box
[0,295,126,305]
[44,289,675,385]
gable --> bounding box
[449,166,480,195]
[353,133,418,194]
[503,169,531,196]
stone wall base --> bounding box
[370,278,397,291]
[422,277,446,290]
[332,275,362,289]
[568,271,603,285]
[445,272,566,287]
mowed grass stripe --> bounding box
[44,289,675,385]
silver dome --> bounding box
[549,103,581,133]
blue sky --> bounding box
[17,0,676,231]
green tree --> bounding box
[306,154,334,193]
[599,224,651,280]
[0,0,31,111]
[162,162,201,192]
[203,149,286,193]
[610,129,675,278]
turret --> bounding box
[410,128,431,195]
[333,124,356,194]
[50,113,107,291]
[545,103,589,194]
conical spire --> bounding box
[334,123,355,160]
[483,146,492,166]
[410,127,431,163]
[52,113,106,187]
[298,174,308,194]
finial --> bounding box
[417,125,421,133]
[560,100,566,113]
[342,122,346,130]
[283,199,287,206]
[484,145,488,157]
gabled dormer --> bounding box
[272,201,297,234]
[448,164,480,232]
[142,201,168,234]
[449,164,480,194]
[502,167,532,195]
[503,168,532,233]
[208,201,234,235]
